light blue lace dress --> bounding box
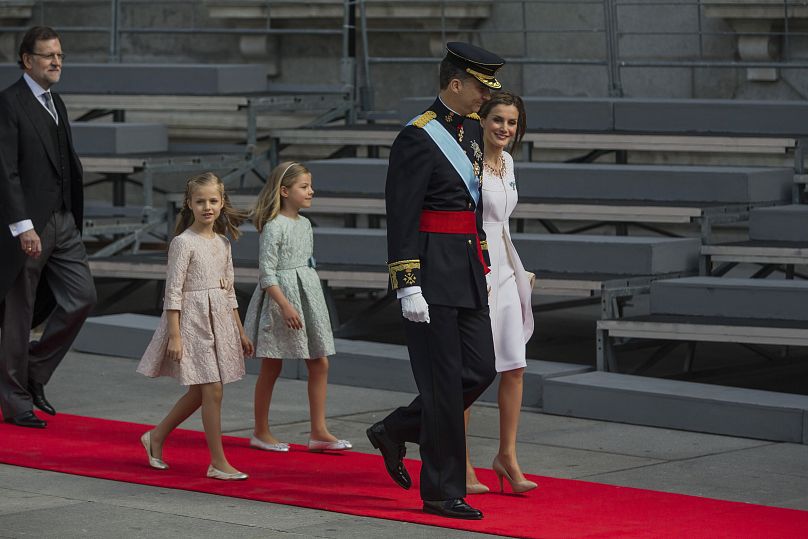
[243,214,335,359]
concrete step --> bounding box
[73,313,589,407]
[543,371,808,443]
[650,276,808,321]
[72,123,168,155]
[749,204,808,242]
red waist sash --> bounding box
[418,210,488,273]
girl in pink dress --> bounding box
[136,172,254,480]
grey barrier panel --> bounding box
[516,164,792,204]
[543,372,808,443]
[614,98,808,136]
[513,234,700,275]
[650,277,808,320]
[0,63,268,95]
[72,123,168,155]
[399,96,614,131]
[305,158,388,194]
[749,205,808,242]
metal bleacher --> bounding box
[19,0,808,445]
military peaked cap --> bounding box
[445,41,505,89]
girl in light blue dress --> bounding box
[243,161,351,453]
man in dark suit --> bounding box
[0,26,96,428]
[367,42,504,519]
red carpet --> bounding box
[0,414,806,538]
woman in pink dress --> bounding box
[465,91,537,494]
[136,172,254,480]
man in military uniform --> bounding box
[367,42,504,520]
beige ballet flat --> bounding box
[307,438,352,452]
[140,431,168,470]
[249,435,290,452]
[207,464,248,480]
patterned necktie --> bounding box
[42,91,58,123]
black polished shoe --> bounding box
[423,498,483,520]
[366,421,411,490]
[4,410,47,429]
[28,381,55,416]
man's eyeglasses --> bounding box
[30,52,65,62]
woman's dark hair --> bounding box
[18,26,60,69]
[479,91,527,156]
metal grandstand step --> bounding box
[515,235,700,276]
[306,158,791,203]
[399,96,614,131]
[613,98,808,135]
[515,163,791,204]
[543,371,808,443]
[72,123,168,155]
[749,204,808,242]
[230,225,698,282]
[650,277,808,320]
[0,63,269,95]
[73,313,587,407]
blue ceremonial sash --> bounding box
[408,116,479,206]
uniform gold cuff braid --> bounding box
[387,259,421,289]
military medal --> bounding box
[471,140,482,161]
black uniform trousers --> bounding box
[382,303,496,501]
[0,210,96,419]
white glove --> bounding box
[401,292,430,323]
[486,273,492,295]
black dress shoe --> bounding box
[4,410,47,428]
[28,381,56,416]
[366,421,411,490]
[423,498,483,520]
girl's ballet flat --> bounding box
[307,439,352,452]
[140,431,169,470]
[207,465,248,480]
[249,435,290,452]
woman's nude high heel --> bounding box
[492,455,537,494]
[466,481,491,495]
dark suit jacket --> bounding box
[385,98,489,309]
[0,76,84,323]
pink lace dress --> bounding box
[136,228,245,385]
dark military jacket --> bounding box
[385,97,490,309]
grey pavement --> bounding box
[1,350,808,538]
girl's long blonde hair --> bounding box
[251,161,311,231]
[174,172,247,240]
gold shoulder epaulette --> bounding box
[466,112,480,120]
[412,111,437,128]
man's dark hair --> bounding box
[439,58,472,90]
[18,26,60,69]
